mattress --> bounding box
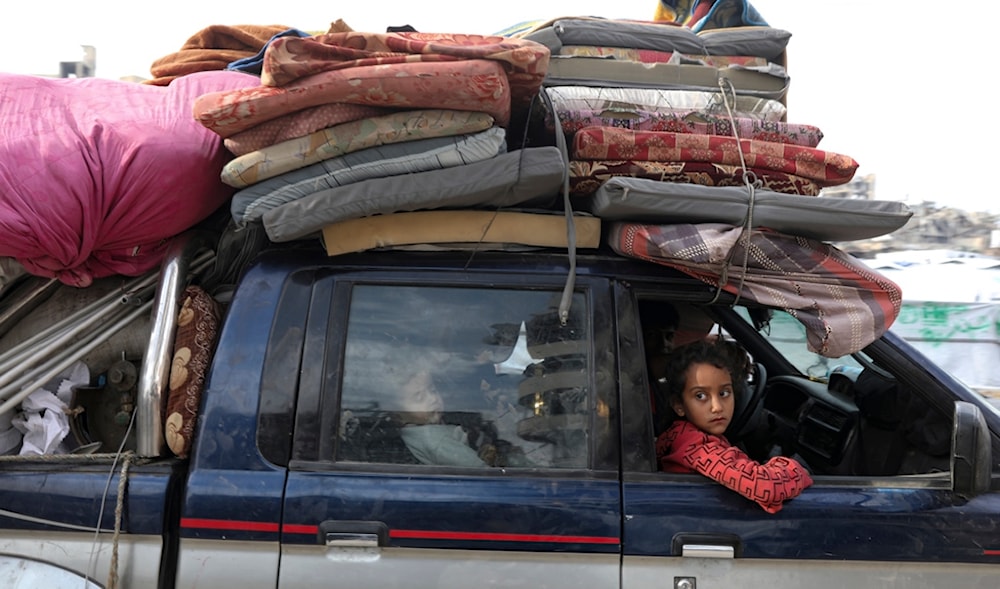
[568,160,821,196]
[261,146,567,242]
[544,86,787,121]
[521,18,791,61]
[585,176,912,241]
[544,56,789,99]
[571,127,858,187]
[221,110,496,188]
[231,127,508,226]
[321,210,601,256]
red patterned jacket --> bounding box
[656,420,814,513]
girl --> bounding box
[655,339,813,513]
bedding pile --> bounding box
[502,1,909,354]
[190,30,567,243]
[0,1,910,358]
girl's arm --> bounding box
[672,426,814,513]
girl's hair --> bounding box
[654,338,749,431]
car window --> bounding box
[333,284,594,469]
[635,297,956,481]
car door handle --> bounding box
[317,520,389,547]
[671,532,742,559]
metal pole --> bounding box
[136,232,214,457]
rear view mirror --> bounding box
[951,401,991,497]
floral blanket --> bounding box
[573,127,858,187]
[194,32,550,137]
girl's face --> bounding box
[672,362,735,436]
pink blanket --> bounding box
[0,70,260,287]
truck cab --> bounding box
[1,236,999,588]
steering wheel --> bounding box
[726,361,767,440]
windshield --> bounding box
[734,307,864,380]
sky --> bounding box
[3,1,997,213]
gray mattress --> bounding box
[262,146,566,242]
[583,176,912,242]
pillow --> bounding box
[165,286,221,459]
[698,26,792,61]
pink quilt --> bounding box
[0,70,260,287]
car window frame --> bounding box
[287,269,620,476]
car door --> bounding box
[618,289,1000,589]
[277,270,623,588]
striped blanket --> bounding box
[610,222,903,357]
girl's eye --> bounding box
[720,389,733,398]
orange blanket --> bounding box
[146,24,294,86]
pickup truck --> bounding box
[0,228,998,589]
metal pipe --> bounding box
[0,282,157,389]
[0,303,138,401]
[0,277,61,338]
[0,271,158,372]
[0,301,152,417]
[136,231,214,457]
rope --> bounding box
[707,76,760,306]
[106,451,134,589]
[540,85,578,326]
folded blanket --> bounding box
[260,32,550,102]
[195,59,512,137]
[146,24,294,86]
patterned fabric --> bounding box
[609,222,903,357]
[568,160,820,196]
[194,59,511,137]
[573,127,857,187]
[656,420,812,513]
[548,108,823,147]
[194,32,548,137]
[261,32,550,106]
[559,45,768,67]
[165,286,221,459]
[545,85,787,122]
[221,110,495,188]
[223,103,391,156]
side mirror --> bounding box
[951,401,991,497]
